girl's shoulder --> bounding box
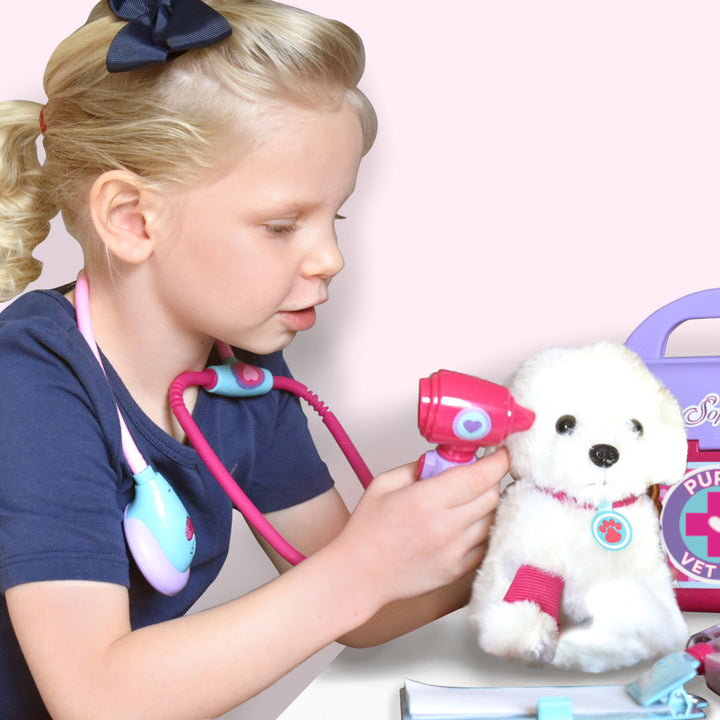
[0,287,78,343]
[0,287,112,410]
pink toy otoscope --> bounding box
[417,370,535,479]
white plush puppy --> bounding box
[468,342,689,672]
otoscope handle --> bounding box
[418,449,476,480]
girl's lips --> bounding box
[280,306,317,331]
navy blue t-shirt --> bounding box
[0,289,334,718]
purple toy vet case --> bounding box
[626,289,720,612]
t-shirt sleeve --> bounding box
[235,351,335,513]
[0,319,130,591]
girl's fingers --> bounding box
[452,483,501,532]
[425,447,509,508]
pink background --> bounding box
[3,2,720,717]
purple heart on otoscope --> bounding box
[464,420,484,434]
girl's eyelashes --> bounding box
[265,222,297,236]
[264,213,345,236]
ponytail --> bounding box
[0,101,57,301]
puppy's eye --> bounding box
[556,415,577,435]
[631,419,644,436]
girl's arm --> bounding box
[257,464,500,647]
[7,450,507,720]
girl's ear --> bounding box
[89,170,160,265]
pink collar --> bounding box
[540,488,641,511]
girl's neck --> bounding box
[70,269,214,442]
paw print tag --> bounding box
[591,502,632,550]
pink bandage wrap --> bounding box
[503,565,565,627]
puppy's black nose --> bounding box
[589,444,619,468]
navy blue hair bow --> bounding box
[106,0,232,73]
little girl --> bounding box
[0,1,507,718]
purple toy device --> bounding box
[626,289,720,612]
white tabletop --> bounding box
[278,608,720,720]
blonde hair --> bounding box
[0,0,377,301]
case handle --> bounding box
[625,288,720,360]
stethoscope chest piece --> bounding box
[123,466,196,596]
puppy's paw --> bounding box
[474,600,559,664]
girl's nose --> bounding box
[302,231,344,280]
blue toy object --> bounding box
[398,620,720,719]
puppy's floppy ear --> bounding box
[647,384,688,485]
[89,170,161,265]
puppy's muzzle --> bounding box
[589,444,619,468]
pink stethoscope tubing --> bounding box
[168,365,374,565]
[74,271,373,568]
[75,271,149,475]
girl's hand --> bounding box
[334,448,508,608]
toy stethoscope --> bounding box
[74,270,373,595]
[75,271,536,596]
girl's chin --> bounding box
[221,310,317,356]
